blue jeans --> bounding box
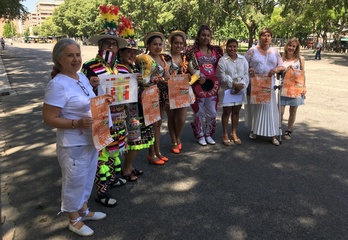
[315,49,321,60]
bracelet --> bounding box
[71,120,75,129]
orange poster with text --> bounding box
[141,85,161,126]
[90,95,113,151]
[281,69,305,98]
[250,74,272,104]
[168,74,190,109]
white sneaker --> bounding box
[81,211,106,221]
[205,136,216,145]
[69,223,94,236]
[198,137,207,146]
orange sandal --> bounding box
[171,143,180,154]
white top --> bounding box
[44,73,96,147]
[283,58,300,70]
[216,53,249,105]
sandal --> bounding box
[231,134,242,145]
[131,168,143,176]
[121,172,138,182]
[110,177,126,189]
[284,130,292,140]
[157,153,168,162]
[95,194,117,208]
[177,139,182,150]
[171,143,180,154]
[147,155,165,165]
[222,136,232,146]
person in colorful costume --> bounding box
[135,32,170,165]
[166,30,200,153]
[116,16,155,179]
[81,5,128,207]
[186,25,223,146]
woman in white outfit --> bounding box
[43,39,106,236]
[244,28,285,146]
[216,38,249,145]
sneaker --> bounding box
[205,136,216,145]
[198,137,207,146]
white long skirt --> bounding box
[245,89,280,137]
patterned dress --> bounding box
[81,52,127,198]
[116,61,155,150]
[186,45,223,139]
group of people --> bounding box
[42,5,306,237]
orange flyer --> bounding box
[168,74,190,109]
[281,69,305,98]
[90,95,114,151]
[141,85,161,126]
[250,74,272,104]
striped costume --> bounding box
[82,53,127,198]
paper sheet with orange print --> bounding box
[141,85,160,126]
[281,69,305,98]
[250,74,272,104]
[90,95,114,151]
[98,73,138,106]
[168,74,190,109]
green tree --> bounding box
[40,17,62,37]
[3,21,17,38]
[0,0,27,19]
[32,26,40,36]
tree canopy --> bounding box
[0,0,27,19]
[32,0,347,49]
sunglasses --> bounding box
[102,40,118,48]
[76,81,90,96]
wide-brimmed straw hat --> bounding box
[88,5,127,48]
[168,30,186,44]
[143,31,164,46]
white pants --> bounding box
[57,145,98,212]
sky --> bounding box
[23,0,38,12]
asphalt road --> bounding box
[1,42,348,240]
